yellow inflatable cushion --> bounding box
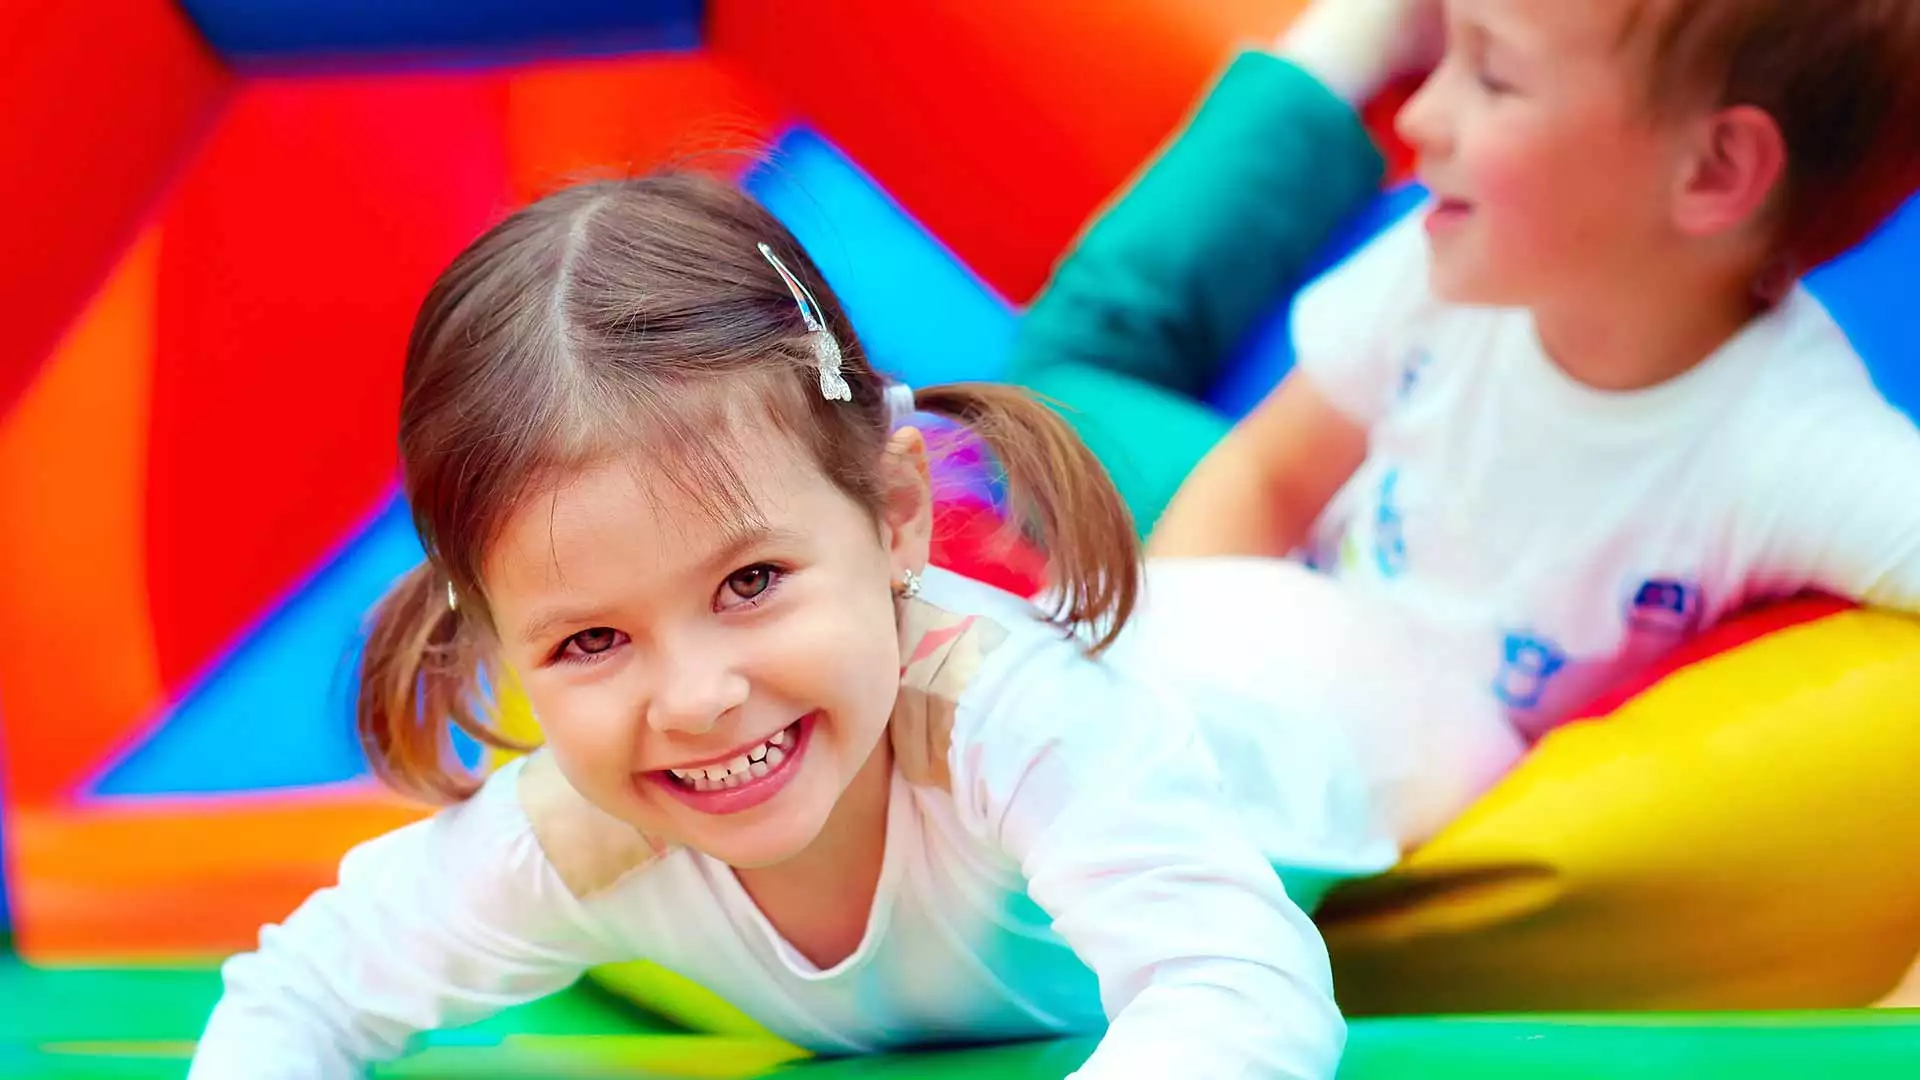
[1319,604,1920,1014]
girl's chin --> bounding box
[679,808,834,870]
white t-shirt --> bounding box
[190,564,1519,1080]
[1294,210,1920,740]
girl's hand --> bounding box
[1275,0,1446,105]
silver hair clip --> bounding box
[446,581,459,613]
[884,382,915,426]
[757,242,852,402]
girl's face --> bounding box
[483,423,931,869]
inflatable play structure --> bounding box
[2,0,1917,1075]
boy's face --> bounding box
[1396,0,1695,307]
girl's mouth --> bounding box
[647,712,814,815]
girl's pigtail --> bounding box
[913,382,1141,653]
[356,563,531,803]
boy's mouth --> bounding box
[1426,196,1475,232]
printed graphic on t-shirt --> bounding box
[1373,468,1408,578]
[1396,347,1436,402]
[1625,577,1702,635]
[1493,631,1565,711]
[1492,632,1620,741]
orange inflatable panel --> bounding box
[0,237,169,806]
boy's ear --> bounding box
[880,426,934,573]
[1673,104,1788,241]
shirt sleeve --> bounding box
[188,761,624,1079]
[1735,384,1920,611]
[1290,206,1432,429]
[949,641,1346,1080]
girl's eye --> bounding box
[559,627,627,664]
[718,564,783,610]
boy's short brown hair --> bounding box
[1623,0,1920,268]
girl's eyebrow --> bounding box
[514,524,808,647]
[701,523,808,577]
[519,604,615,648]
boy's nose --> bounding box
[1394,69,1451,161]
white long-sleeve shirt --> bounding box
[192,562,1516,1079]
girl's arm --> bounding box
[188,760,624,1078]
[950,643,1346,1080]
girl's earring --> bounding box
[895,567,923,600]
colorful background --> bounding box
[0,0,1360,962]
[4,0,1918,994]
[5,2,1920,1076]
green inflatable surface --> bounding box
[4,961,1916,1078]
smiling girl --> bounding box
[187,40,1517,1073]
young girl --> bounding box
[189,37,1516,1080]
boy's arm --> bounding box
[1147,370,1367,558]
[1149,208,1433,560]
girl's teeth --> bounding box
[669,721,801,788]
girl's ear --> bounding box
[880,426,934,576]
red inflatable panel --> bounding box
[1569,594,1857,725]
[506,52,783,205]
[928,498,1048,600]
[710,0,1306,304]
[0,0,232,421]
[145,74,512,691]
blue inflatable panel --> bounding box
[745,126,1018,390]
[1209,185,1920,423]
[176,0,701,71]
[88,494,481,797]
[1806,190,1920,421]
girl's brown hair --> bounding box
[359,172,1139,804]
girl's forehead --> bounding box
[481,426,837,601]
